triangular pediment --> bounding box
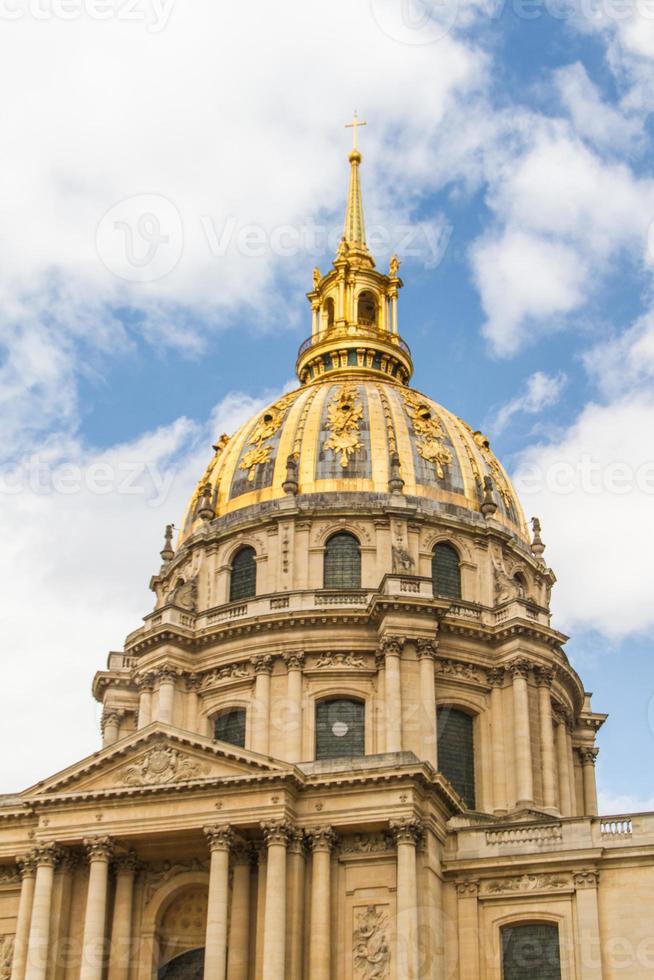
[24,725,294,799]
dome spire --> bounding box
[344,112,367,249]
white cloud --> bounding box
[554,63,641,152]
[598,788,654,816]
[584,310,654,397]
[490,370,567,434]
[0,389,277,794]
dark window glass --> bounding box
[315,699,365,759]
[502,924,561,980]
[432,543,461,599]
[214,708,246,748]
[230,547,256,602]
[158,949,204,980]
[324,533,361,589]
[437,706,475,808]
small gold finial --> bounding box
[345,110,367,152]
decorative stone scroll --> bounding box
[119,746,207,786]
[574,869,600,889]
[353,905,391,979]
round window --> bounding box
[332,721,349,737]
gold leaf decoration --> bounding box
[472,429,513,509]
[239,392,297,482]
[323,384,364,468]
[402,392,452,479]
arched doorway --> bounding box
[158,948,204,980]
[156,886,208,980]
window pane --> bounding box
[316,699,365,759]
[214,708,246,748]
[502,924,561,980]
[437,707,475,808]
[432,544,461,599]
[324,533,361,589]
[230,547,256,602]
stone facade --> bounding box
[1,142,653,980]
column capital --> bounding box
[57,849,80,874]
[204,824,235,853]
[252,655,273,675]
[156,667,178,684]
[83,836,116,863]
[535,666,555,688]
[287,828,308,856]
[113,850,141,875]
[307,826,337,854]
[456,879,479,898]
[185,673,202,693]
[231,842,257,868]
[487,666,505,688]
[552,701,574,731]
[134,672,155,692]
[261,820,294,847]
[507,658,532,680]
[389,818,424,847]
[101,709,121,732]
[380,635,405,659]
[16,853,37,878]
[416,638,438,660]
[579,747,599,766]
[283,652,305,671]
[32,842,63,868]
[574,868,600,889]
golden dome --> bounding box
[179,377,529,544]
[179,134,529,545]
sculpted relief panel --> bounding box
[353,905,390,979]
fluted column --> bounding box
[487,669,507,814]
[308,828,336,980]
[261,822,290,980]
[24,844,60,980]
[203,825,234,980]
[554,706,573,816]
[580,748,599,816]
[382,636,403,753]
[107,853,139,980]
[535,668,558,811]
[284,654,304,763]
[156,669,176,725]
[136,675,154,729]
[391,819,422,980]
[508,660,533,807]
[102,710,120,747]
[285,831,306,980]
[574,871,603,979]
[79,837,115,980]
[417,640,437,768]
[251,657,273,755]
[185,674,201,734]
[227,845,252,980]
[53,851,78,980]
[11,855,37,980]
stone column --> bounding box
[53,851,78,980]
[580,748,599,816]
[508,659,533,807]
[107,853,139,980]
[251,657,273,755]
[24,844,61,980]
[308,828,336,980]
[136,676,154,729]
[11,855,37,980]
[185,675,201,734]
[391,819,422,980]
[574,871,603,979]
[261,822,290,980]
[79,837,115,980]
[227,845,252,980]
[285,831,306,980]
[456,881,480,980]
[535,668,558,811]
[101,711,120,747]
[417,640,437,768]
[284,654,304,763]
[554,707,573,816]
[566,725,578,815]
[382,636,403,753]
[487,669,507,815]
[203,826,234,980]
[156,669,176,725]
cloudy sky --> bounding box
[1,0,653,809]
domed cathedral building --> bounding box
[2,133,653,980]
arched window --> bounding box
[357,290,377,327]
[437,706,475,808]
[432,543,461,599]
[214,707,246,748]
[501,923,561,980]
[325,297,335,328]
[324,532,361,589]
[229,546,256,602]
[158,948,205,980]
[315,698,365,760]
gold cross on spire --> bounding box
[345,111,367,151]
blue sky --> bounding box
[1,0,653,805]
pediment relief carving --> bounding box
[117,746,208,787]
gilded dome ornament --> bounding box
[239,391,297,482]
[323,384,364,468]
[402,390,453,479]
